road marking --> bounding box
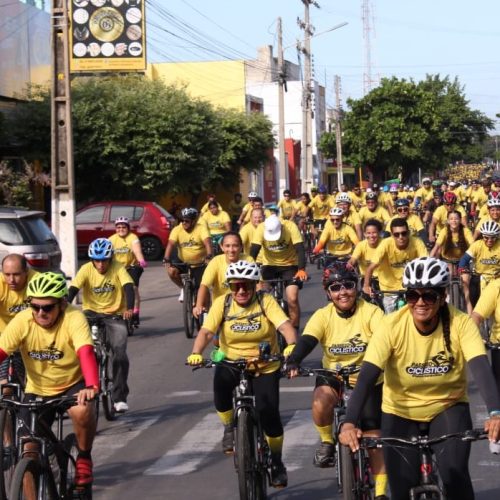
[170,390,201,397]
[282,409,319,471]
[478,460,500,467]
[144,413,221,476]
[281,386,314,393]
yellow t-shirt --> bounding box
[227,200,244,219]
[319,222,359,256]
[341,209,362,230]
[294,201,310,218]
[351,240,380,277]
[452,186,466,203]
[0,269,38,331]
[478,203,489,220]
[470,189,487,210]
[277,199,296,219]
[387,214,424,237]
[251,219,303,266]
[435,227,473,261]
[200,253,254,301]
[465,239,500,279]
[169,223,210,265]
[302,299,384,383]
[109,232,140,267]
[364,305,485,421]
[0,305,93,396]
[473,278,500,342]
[414,186,434,204]
[71,261,133,314]
[432,205,466,234]
[372,237,428,291]
[201,210,231,236]
[348,191,365,210]
[358,205,391,228]
[239,223,261,261]
[309,196,331,220]
[203,292,288,373]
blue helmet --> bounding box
[88,238,113,260]
[318,184,328,194]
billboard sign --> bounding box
[69,0,146,72]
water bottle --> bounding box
[91,325,98,341]
[210,348,226,363]
[396,297,406,310]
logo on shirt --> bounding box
[114,247,130,254]
[266,240,288,252]
[179,237,200,248]
[405,351,453,377]
[328,334,367,355]
[329,237,346,245]
[230,317,261,333]
[92,281,115,294]
[480,257,499,265]
[28,342,64,362]
[8,301,29,314]
[390,259,410,269]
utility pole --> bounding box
[298,0,319,192]
[496,136,499,170]
[334,75,343,189]
[277,17,287,192]
[51,0,77,278]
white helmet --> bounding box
[336,193,351,204]
[115,216,130,226]
[225,260,260,281]
[487,197,500,208]
[480,220,500,237]
[248,191,258,199]
[329,207,344,217]
[403,257,450,289]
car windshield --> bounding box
[22,217,58,244]
[154,203,174,219]
[0,220,24,245]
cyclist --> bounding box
[277,189,296,220]
[363,218,428,313]
[293,192,311,232]
[236,191,258,227]
[335,193,363,239]
[473,195,500,240]
[358,192,391,229]
[193,232,253,319]
[430,210,473,262]
[422,189,443,226]
[250,214,307,330]
[348,185,365,210]
[227,192,244,230]
[388,198,425,239]
[308,184,331,241]
[413,177,434,211]
[68,238,134,413]
[339,257,500,500]
[0,272,99,488]
[108,216,147,327]
[312,207,359,262]
[163,207,212,303]
[239,196,271,226]
[385,183,400,215]
[186,261,297,488]
[285,264,388,498]
[201,200,231,250]
[459,220,500,314]
[239,207,264,258]
[428,192,467,244]
[200,193,223,215]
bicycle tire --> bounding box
[0,407,16,499]
[340,445,356,500]
[9,457,40,500]
[236,409,266,500]
[183,281,195,339]
[102,354,117,421]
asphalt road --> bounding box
[90,262,500,499]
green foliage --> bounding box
[318,131,337,159]
[342,75,493,180]
[0,160,49,206]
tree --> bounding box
[340,75,493,181]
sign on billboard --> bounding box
[69,0,146,72]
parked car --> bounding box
[76,201,175,260]
[0,207,62,271]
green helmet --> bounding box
[27,272,68,299]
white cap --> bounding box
[264,215,282,241]
[422,177,431,183]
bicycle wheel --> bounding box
[183,281,196,339]
[102,353,117,421]
[0,407,16,499]
[9,457,40,500]
[340,445,356,500]
[236,409,266,500]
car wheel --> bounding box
[140,236,163,260]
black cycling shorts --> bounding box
[260,265,302,290]
[126,265,144,286]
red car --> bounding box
[76,201,175,260]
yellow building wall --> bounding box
[147,61,246,111]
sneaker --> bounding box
[75,456,93,486]
[270,454,288,488]
[178,289,184,303]
[222,424,234,454]
[313,441,335,468]
[114,401,129,413]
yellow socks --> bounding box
[373,473,388,497]
[265,435,284,454]
[216,410,233,426]
[314,424,334,444]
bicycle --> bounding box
[261,278,290,352]
[309,220,326,265]
[210,234,224,256]
[317,254,351,271]
[2,395,92,500]
[368,289,407,313]
[190,346,283,500]
[441,258,465,311]
[301,218,315,263]
[179,264,204,339]
[87,316,117,422]
[298,365,361,498]
[358,428,487,500]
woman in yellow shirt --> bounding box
[430,210,473,262]
[340,257,500,500]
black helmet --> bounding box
[322,263,358,289]
[395,198,410,208]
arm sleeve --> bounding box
[67,286,79,304]
[0,349,8,366]
[76,345,100,389]
[294,242,306,269]
[250,243,261,260]
[287,334,318,364]
[344,362,382,424]
[468,355,500,412]
[458,252,473,268]
[124,283,135,309]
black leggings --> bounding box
[492,350,500,399]
[213,365,283,438]
[382,403,473,500]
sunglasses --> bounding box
[392,231,409,238]
[445,203,454,207]
[181,219,194,223]
[328,281,357,293]
[228,282,255,292]
[405,290,441,305]
[330,218,342,222]
[397,207,409,212]
[30,303,58,313]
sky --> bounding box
[146,0,500,133]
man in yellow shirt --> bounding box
[69,238,134,413]
[348,185,365,210]
[239,208,264,257]
[277,190,297,220]
[358,192,391,229]
[162,207,212,302]
[414,177,434,209]
[1,272,99,488]
[363,219,428,312]
[308,185,331,239]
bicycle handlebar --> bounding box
[0,394,80,413]
[485,340,500,351]
[297,364,361,378]
[187,355,283,372]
